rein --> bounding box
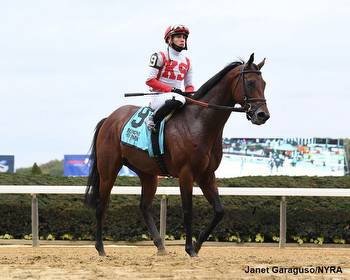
[125,92,245,112]
[184,97,246,112]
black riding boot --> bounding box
[150,98,183,175]
[153,99,183,129]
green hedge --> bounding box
[1,195,349,244]
[0,174,350,243]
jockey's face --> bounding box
[170,34,187,48]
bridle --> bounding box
[231,65,267,119]
[182,64,267,117]
[125,64,267,118]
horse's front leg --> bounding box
[179,168,196,257]
[194,173,224,254]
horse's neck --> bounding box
[196,77,234,131]
[188,76,234,144]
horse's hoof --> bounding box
[185,248,198,257]
[98,250,106,257]
[95,244,106,256]
[157,249,167,256]
[193,241,202,253]
[96,246,106,256]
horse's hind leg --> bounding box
[95,152,122,256]
[138,172,166,254]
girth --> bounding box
[150,129,170,176]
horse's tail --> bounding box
[85,118,107,209]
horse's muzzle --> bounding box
[251,110,270,125]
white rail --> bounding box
[1,185,350,248]
[2,185,350,196]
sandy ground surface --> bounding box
[0,245,349,279]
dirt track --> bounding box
[0,245,349,279]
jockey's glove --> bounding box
[171,88,184,96]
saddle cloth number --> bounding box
[131,107,152,128]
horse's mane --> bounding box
[192,61,243,100]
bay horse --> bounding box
[85,53,270,257]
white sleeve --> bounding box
[184,61,193,88]
[146,52,164,81]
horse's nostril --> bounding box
[257,112,269,120]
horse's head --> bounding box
[232,53,270,125]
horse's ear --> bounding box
[248,53,254,66]
[257,58,266,70]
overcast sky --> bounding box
[1,0,350,168]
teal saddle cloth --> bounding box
[121,107,165,157]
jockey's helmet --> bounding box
[164,24,189,50]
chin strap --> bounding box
[171,43,184,52]
[167,45,171,61]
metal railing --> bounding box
[1,185,350,248]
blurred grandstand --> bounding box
[218,137,349,177]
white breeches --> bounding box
[149,92,186,112]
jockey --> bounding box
[145,24,194,129]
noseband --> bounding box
[231,66,267,119]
